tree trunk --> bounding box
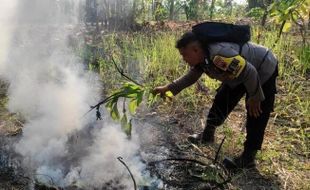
[308,11,310,30]
[131,0,137,27]
[248,0,274,9]
[154,0,162,21]
[210,0,216,20]
[94,0,99,31]
[169,0,175,20]
[152,0,155,20]
[247,0,264,9]
[103,0,109,27]
[225,0,233,16]
[259,0,273,27]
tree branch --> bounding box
[82,92,119,118]
[110,56,144,87]
[117,157,137,190]
[148,158,208,167]
[214,136,226,164]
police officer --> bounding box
[153,31,278,168]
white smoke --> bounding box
[0,0,17,73]
[0,0,159,189]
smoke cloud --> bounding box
[0,0,159,189]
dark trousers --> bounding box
[204,67,278,152]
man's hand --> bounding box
[153,85,169,97]
[247,98,262,118]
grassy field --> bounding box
[85,25,310,189]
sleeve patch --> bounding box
[213,55,246,78]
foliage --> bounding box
[84,0,250,23]
[154,1,169,21]
[104,82,144,137]
[246,7,265,20]
[297,44,310,74]
[269,0,310,42]
[179,0,200,20]
[247,0,265,9]
[104,81,173,137]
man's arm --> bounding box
[236,63,265,101]
[168,66,204,95]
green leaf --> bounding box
[126,82,140,90]
[111,103,120,120]
[147,92,159,106]
[300,4,310,17]
[129,99,138,114]
[285,6,294,15]
[126,92,138,98]
[165,91,174,98]
[121,114,132,138]
[126,120,132,138]
[121,114,128,128]
[283,22,292,32]
[105,101,112,110]
[291,12,299,21]
[136,91,143,105]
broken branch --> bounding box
[117,157,137,190]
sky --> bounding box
[234,0,247,4]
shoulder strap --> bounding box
[206,43,245,64]
[205,47,212,64]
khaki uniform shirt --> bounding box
[168,42,278,101]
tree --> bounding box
[85,0,98,25]
[93,0,136,30]
[225,0,233,16]
[247,0,264,9]
[168,0,175,20]
[181,0,200,20]
[210,0,216,20]
[154,0,167,21]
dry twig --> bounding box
[117,157,137,190]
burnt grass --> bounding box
[134,111,282,190]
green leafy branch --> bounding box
[104,82,173,138]
[85,56,173,138]
[105,82,144,137]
